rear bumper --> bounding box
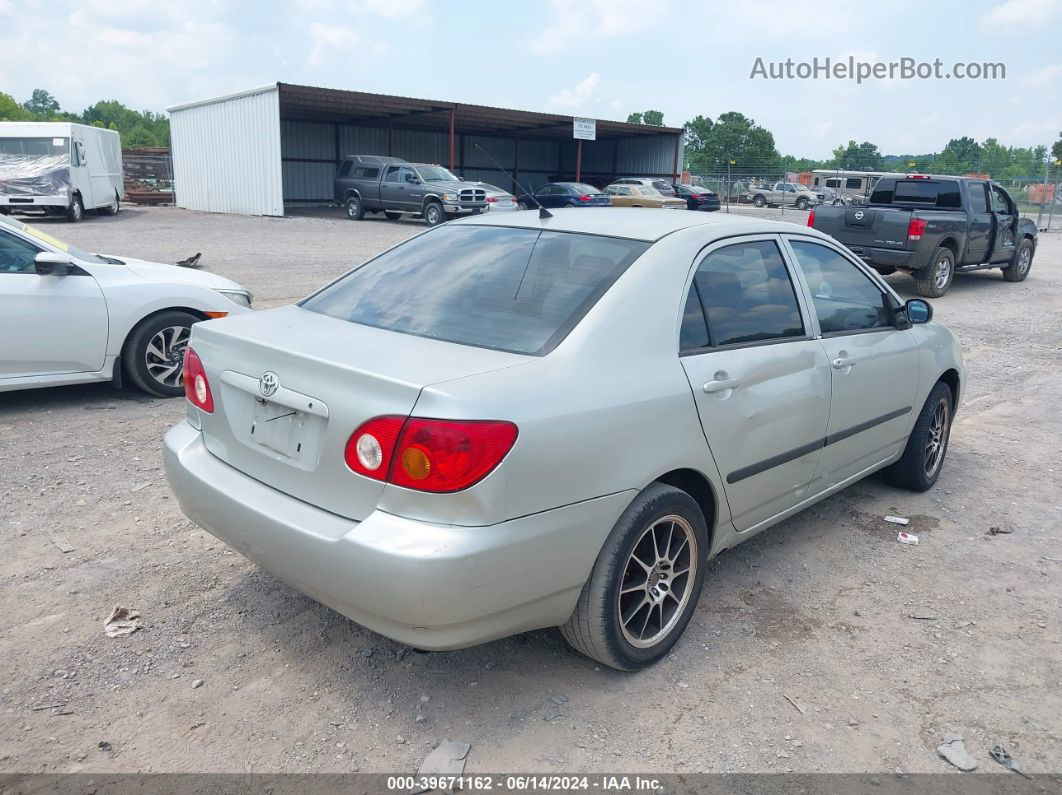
[847,245,915,269]
[163,422,633,650]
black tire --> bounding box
[796,197,809,210]
[384,211,402,221]
[517,202,529,210]
[344,196,364,221]
[1002,239,1033,282]
[122,310,200,398]
[884,381,953,492]
[423,201,444,226]
[66,194,84,223]
[753,194,766,208]
[559,483,708,671]
[914,246,955,298]
[97,191,119,216]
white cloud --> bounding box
[356,0,427,19]
[726,0,855,37]
[1022,63,1062,88]
[983,0,1062,25]
[812,120,833,138]
[547,72,600,109]
[532,0,646,55]
[308,23,358,66]
[921,110,942,126]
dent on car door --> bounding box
[0,229,108,378]
[783,237,919,490]
[678,236,831,532]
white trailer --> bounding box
[0,122,124,222]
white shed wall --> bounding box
[169,86,283,216]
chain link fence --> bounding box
[683,163,1061,230]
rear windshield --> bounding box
[572,183,603,194]
[870,178,962,208]
[302,225,649,355]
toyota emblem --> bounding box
[258,371,279,397]
[854,210,865,220]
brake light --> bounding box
[807,209,816,227]
[182,348,214,413]
[690,193,703,199]
[345,417,518,493]
[578,194,592,202]
[486,196,498,202]
[908,218,928,240]
[906,174,929,180]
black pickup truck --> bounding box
[334,155,487,226]
[810,174,1038,297]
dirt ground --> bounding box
[1,206,1059,776]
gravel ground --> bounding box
[1,206,1059,776]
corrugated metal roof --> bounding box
[275,83,683,142]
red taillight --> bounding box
[345,417,518,493]
[908,218,928,240]
[486,196,498,202]
[907,174,929,180]
[344,416,406,481]
[182,348,214,413]
[807,209,816,227]
[690,193,703,199]
[578,194,592,202]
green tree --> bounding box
[830,140,883,170]
[685,111,779,174]
[1052,132,1062,164]
[0,91,32,121]
[82,100,169,146]
[626,112,643,124]
[23,89,61,118]
[642,110,664,126]
[936,136,982,174]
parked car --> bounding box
[673,183,721,211]
[604,184,686,209]
[516,182,610,209]
[475,182,519,212]
[809,174,1038,297]
[0,122,124,222]
[748,181,819,210]
[0,214,251,396]
[163,208,962,670]
[611,177,677,197]
[334,155,487,226]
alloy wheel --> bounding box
[923,398,950,478]
[934,255,952,291]
[1016,247,1031,276]
[618,515,698,648]
[145,325,191,389]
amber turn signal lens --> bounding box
[400,446,432,480]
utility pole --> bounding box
[726,159,734,214]
[1047,159,1060,231]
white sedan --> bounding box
[0,214,252,397]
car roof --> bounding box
[449,206,831,243]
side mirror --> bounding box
[905,298,933,324]
[34,252,74,276]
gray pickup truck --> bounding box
[334,155,487,226]
[810,174,1038,297]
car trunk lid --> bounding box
[190,305,527,521]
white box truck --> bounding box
[0,122,124,222]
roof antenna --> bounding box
[473,143,552,218]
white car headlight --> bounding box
[439,193,454,201]
[215,289,253,308]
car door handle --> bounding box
[832,356,857,369]
[703,377,741,394]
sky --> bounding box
[1,0,1060,159]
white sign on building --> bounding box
[573,117,596,141]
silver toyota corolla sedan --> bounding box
[163,208,963,670]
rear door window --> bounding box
[302,226,649,355]
[967,182,989,213]
[686,240,805,348]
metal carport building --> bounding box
[167,83,684,217]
